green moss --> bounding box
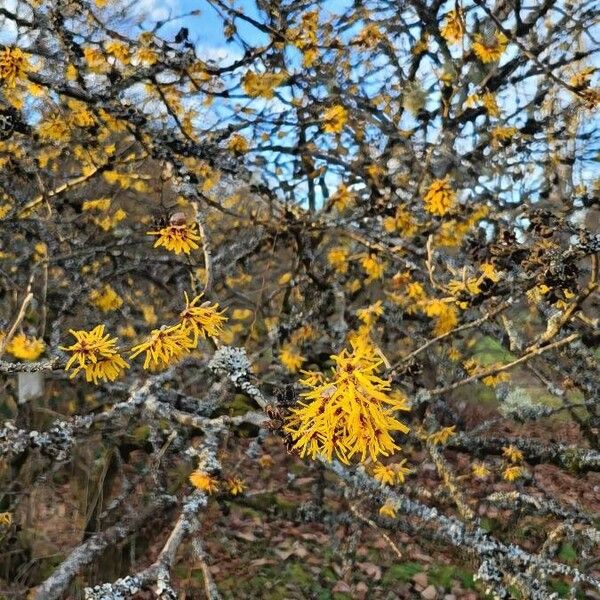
[226,394,255,416]
[426,564,476,591]
[132,424,151,442]
[479,517,497,532]
[286,562,312,587]
[558,543,577,564]
[472,336,516,365]
[382,562,422,585]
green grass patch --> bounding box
[382,562,422,585]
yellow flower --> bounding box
[373,463,396,485]
[502,445,523,463]
[66,64,78,80]
[179,292,227,344]
[379,501,397,519]
[427,425,456,446]
[118,324,136,338]
[290,324,315,344]
[284,336,410,464]
[374,459,412,485]
[472,31,509,63]
[327,247,349,274]
[393,459,413,484]
[322,105,348,134]
[280,344,306,373]
[226,477,246,496]
[61,325,128,383]
[406,281,426,301]
[129,324,195,369]
[38,115,71,142]
[361,253,385,281]
[94,209,127,232]
[189,470,219,494]
[89,284,123,312]
[0,47,29,88]
[242,71,287,98]
[82,198,111,212]
[147,221,202,255]
[569,67,594,89]
[232,308,253,320]
[502,465,524,482]
[6,334,45,361]
[105,40,130,63]
[491,126,518,147]
[482,91,500,118]
[356,301,384,327]
[227,134,249,153]
[82,353,129,384]
[258,454,274,468]
[331,185,353,211]
[482,371,510,386]
[141,303,158,326]
[383,207,418,236]
[471,462,490,479]
[441,9,464,44]
[422,299,459,336]
[423,177,456,216]
[289,10,319,66]
[83,47,108,73]
[0,512,12,526]
[479,262,501,283]
[136,47,158,65]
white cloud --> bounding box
[133,0,180,24]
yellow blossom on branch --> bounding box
[471,462,491,479]
[440,9,465,45]
[356,301,384,327]
[226,477,246,496]
[0,47,29,88]
[280,344,306,372]
[379,501,397,519]
[393,459,413,483]
[502,465,524,482]
[61,325,128,383]
[83,353,129,384]
[147,221,201,255]
[361,253,385,281]
[179,292,227,344]
[322,105,348,134]
[375,459,413,485]
[284,336,410,464]
[472,31,509,63]
[502,445,523,463]
[227,134,249,153]
[89,284,123,312]
[6,334,45,361]
[129,324,195,369]
[327,247,349,274]
[422,299,459,336]
[37,115,72,143]
[331,185,353,211]
[482,91,500,118]
[423,176,456,216]
[427,425,456,446]
[242,70,287,98]
[383,206,418,236]
[189,470,219,494]
[373,463,396,485]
